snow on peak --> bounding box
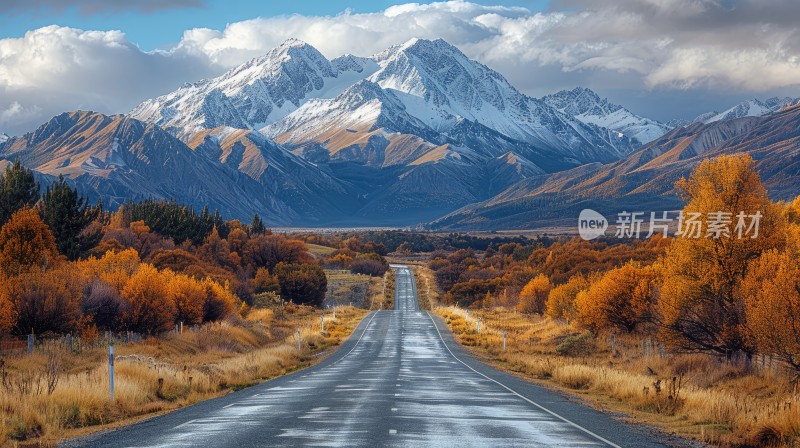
[129,39,376,139]
[542,87,670,144]
[0,133,8,144]
[696,96,799,124]
[134,37,640,162]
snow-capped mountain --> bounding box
[694,97,797,124]
[134,38,637,164]
[542,87,671,144]
[0,133,8,144]
[129,39,378,138]
[365,39,637,161]
[264,38,636,164]
[19,37,798,228]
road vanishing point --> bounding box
[68,265,674,447]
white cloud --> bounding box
[1,0,800,135]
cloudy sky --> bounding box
[1,0,799,136]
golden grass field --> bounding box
[323,270,373,308]
[0,304,368,446]
[435,306,800,447]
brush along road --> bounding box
[66,265,673,447]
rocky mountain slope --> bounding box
[3,37,798,229]
[542,87,671,144]
[129,39,379,139]
[0,112,354,225]
[433,104,800,229]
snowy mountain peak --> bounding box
[0,133,8,144]
[696,96,799,124]
[542,87,670,144]
[129,39,375,139]
[135,37,639,164]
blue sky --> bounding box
[0,1,549,50]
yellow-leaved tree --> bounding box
[575,262,658,333]
[166,272,206,325]
[0,207,60,276]
[658,154,786,356]
[516,274,551,314]
[121,264,175,334]
[741,248,800,371]
[545,274,590,321]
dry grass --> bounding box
[306,244,337,258]
[409,264,438,311]
[435,306,800,447]
[369,269,395,310]
[0,305,368,446]
[323,270,372,308]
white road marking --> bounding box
[426,311,622,448]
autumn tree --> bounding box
[658,155,785,356]
[274,262,327,307]
[2,266,83,335]
[576,263,657,333]
[41,175,101,260]
[251,267,279,294]
[546,274,589,321]
[78,248,141,290]
[121,264,175,334]
[197,226,236,269]
[201,279,237,322]
[742,249,800,371]
[516,274,551,314]
[0,280,14,335]
[245,234,309,271]
[0,160,40,226]
[0,207,60,276]
[349,253,388,277]
[227,227,248,255]
[164,273,205,325]
[81,279,129,331]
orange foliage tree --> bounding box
[201,278,237,322]
[1,266,83,335]
[545,274,590,321]
[658,155,786,356]
[516,274,551,314]
[0,207,60,276]
[742,249,800,371]
[166,272,206,325]
[0,273,16,335]
[121,264,176,334]
[575,263,657,334]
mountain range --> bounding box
[1,38,798,229]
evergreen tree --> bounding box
[0,160,40,226]
[41,176,101,260]
[251,213,265,235]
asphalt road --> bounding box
[67,265,680,447]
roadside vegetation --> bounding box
[0,161,389,445]
[425,155,800,447]
[0,303,367,444]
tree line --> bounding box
[0,161,381,338]
[429,154,800,371]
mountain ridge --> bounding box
[2,37,798,229]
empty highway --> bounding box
[67,265,677,447]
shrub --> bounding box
[556,333,596,357]
[274,262,327,307]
